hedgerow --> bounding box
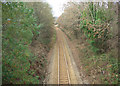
[2,2,54,84]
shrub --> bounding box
[2,2,41,84]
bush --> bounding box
[2,2,42,84]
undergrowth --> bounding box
[57,2,119,84]
[81,47,118,84]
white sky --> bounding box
[45,0,69,17]
[45,0,119,17]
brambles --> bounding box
[57,2,117,54]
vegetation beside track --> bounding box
[2,2,55,84]
[57,2,119,84]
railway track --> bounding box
[58,30,70,84]
[48,28,78,84]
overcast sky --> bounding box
[45,0,69,17]
[45,0,119,17]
